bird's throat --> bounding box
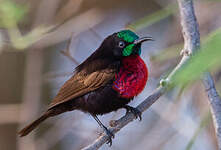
[113,55,148,98]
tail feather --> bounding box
[18,113,49,137]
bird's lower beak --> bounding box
[133,37,153,45]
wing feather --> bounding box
[48,68,115,109]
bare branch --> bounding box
[202,74,221,148]
[82,87,166,150]
[60,34,79,65]
[89,28,102,41]
[177,0,221,148]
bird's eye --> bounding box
[118,41,125,48]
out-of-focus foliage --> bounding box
[0,0,53,50]
[151,43,182,62]
[9,25,54,50]
[172,28,221,85]
[0,0,27,27]
[127,4,176,31]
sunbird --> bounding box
[19,30,152,145]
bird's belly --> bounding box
[75,85,131,115]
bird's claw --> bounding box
[125,106,142,121]
[103,126,115,146]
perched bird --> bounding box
[19,30,152,145]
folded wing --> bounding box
[48,68,116,109]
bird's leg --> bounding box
[124,105,142,121]
[92,115,115,146]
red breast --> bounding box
[113,55,148,98]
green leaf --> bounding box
[9,25,55,50]
[127,4,176,31]
[172,28,221,85]
[0,0,27,27]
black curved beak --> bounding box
[133,37,153,45]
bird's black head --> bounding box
[99,30,152,59]
[75,30,152,73]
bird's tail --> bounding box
[18,112,49,137]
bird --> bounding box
[18,30,152,146]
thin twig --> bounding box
[202,74,221,148]
[177,0,221,149]
[82,87,166,150]
[89,28,102,41]
[60,34,79,65]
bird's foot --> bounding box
[92,115,115,146]
[124,105,142,121]
[103,126,115,146]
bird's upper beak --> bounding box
[133,37,153,45]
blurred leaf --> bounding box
[172,28,221,85]
[0,0,27,27]
[0,0,55,50]
[9,25,55,50]
[127,4,176,31]
[151,43,183,62]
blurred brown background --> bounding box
[0,0,221,150]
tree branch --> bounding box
[203,74,221,148]
[82,0,221,149]
[82,87,166,150]
[60,34,79,65]
[177,0,221,148]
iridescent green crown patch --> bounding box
[117,30,139,43]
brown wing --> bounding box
[48,68,116,109]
